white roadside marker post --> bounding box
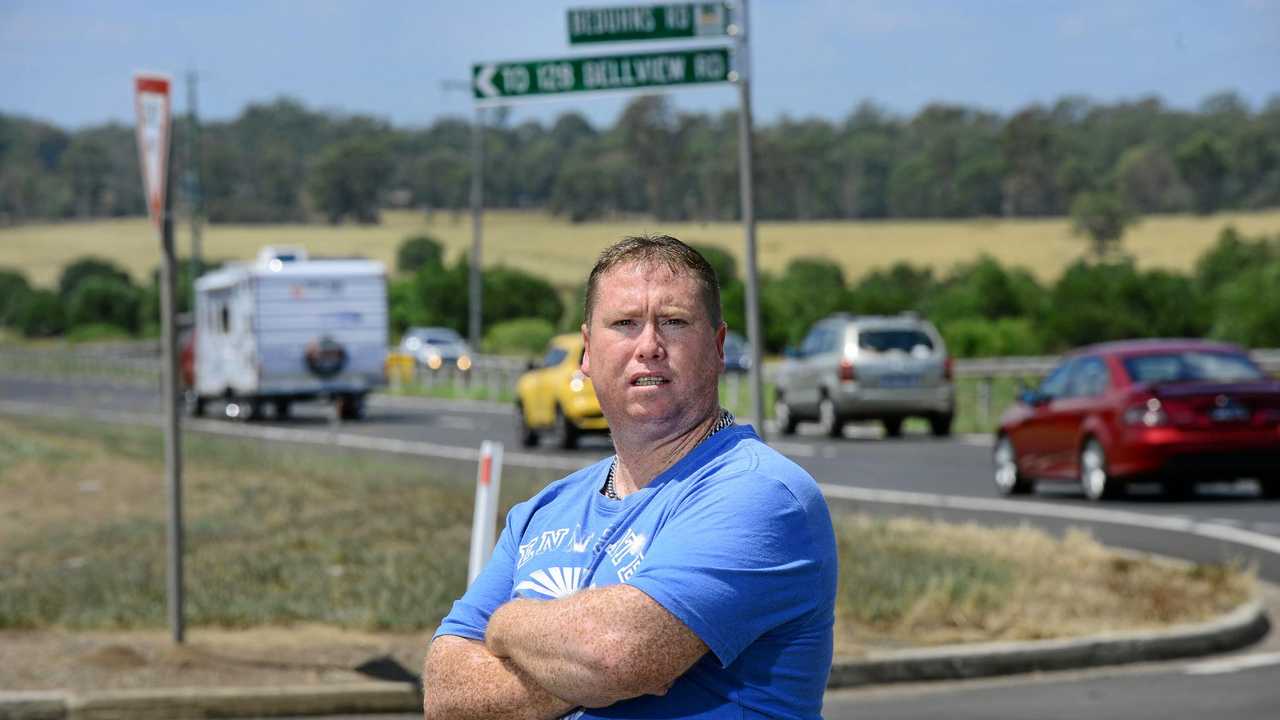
[468,440,504,585]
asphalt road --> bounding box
[4,374,1280,718]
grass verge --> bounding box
[0,415,1253,658]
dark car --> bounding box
[994,339,1280,500]
[723,330,752,373]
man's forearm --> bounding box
[486,587,700,708]
[422,635,576,720]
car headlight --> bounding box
[569,372,585,393]
[425,351,443,370]
[456,354,472,371]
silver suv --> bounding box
[774,313,955,438]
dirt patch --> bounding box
[0,625,429,693]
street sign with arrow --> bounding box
[472,47,729,100]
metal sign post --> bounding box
[731,0,765,434]
[134,72,184,644]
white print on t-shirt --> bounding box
[514,566,586,599]
[517,525,599,569]
[605,529,647,582]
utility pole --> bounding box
[185,70,203,281]
[469,106,485,350]
[732,0,765,434]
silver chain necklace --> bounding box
[602,409,735,500]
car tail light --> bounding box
[839,358,856,382]
[1123,398,1169,427]
[943,356,954,381]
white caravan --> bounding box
[189,246,387,419]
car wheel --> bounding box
[775,394,798,436]
[1260,477,1280,500]
[274,400,292,420]
[881,417,903,438]
[929,412,954,438]
[514,402,538,448]
[554,406,579,450]
[993,435,1032,496]
[185,390,205,418]
[336,393,365,421]
[224,399,259,422]
[1079,438,1120,501]
[1163,478,1196,500]
[817,396,844,438]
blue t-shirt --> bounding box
[434,424,838,719]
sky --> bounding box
[2,0,1278,131]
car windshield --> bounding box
[859,329,934,353]
[1122,351,1264,384]
[411,330,460,345]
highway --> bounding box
[3,373,1280,718]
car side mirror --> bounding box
[526,359,538,371]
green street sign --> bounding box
[568,3,730,44]
[472,47,730,100]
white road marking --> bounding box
[1210,517,1244,528]
[1185,651,1280,676]
[1253,522,1280,535]
[816,483,1280,557]
[435,415,479,430]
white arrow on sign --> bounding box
[474,64,499,98]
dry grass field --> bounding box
[0,413,1253,691]
[2,208,1278,289]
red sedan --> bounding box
[994,339,1280,500]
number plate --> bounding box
[1210,406,1250,423]
[880,374,920,388]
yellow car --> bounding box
[515,333,607,449]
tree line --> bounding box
[4,227,1278,358]
[2,91,1278,225]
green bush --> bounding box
[1194,226,1278,296]
[1042,259,1210,351]
[483,265,565,329]
[924,255,1045,325]
[58,257,133,300]
[847,262,935,316]
[65,277,142,335]
[17,289,65,338]
[483,317,557,356]
[1210,258,1280,347]
[761,258,849,350]
[397,235,445,274]
[0,268,32,328]
[940,317,1042,358]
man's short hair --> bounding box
[584,234,722,329]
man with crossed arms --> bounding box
[424,235,837,719]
